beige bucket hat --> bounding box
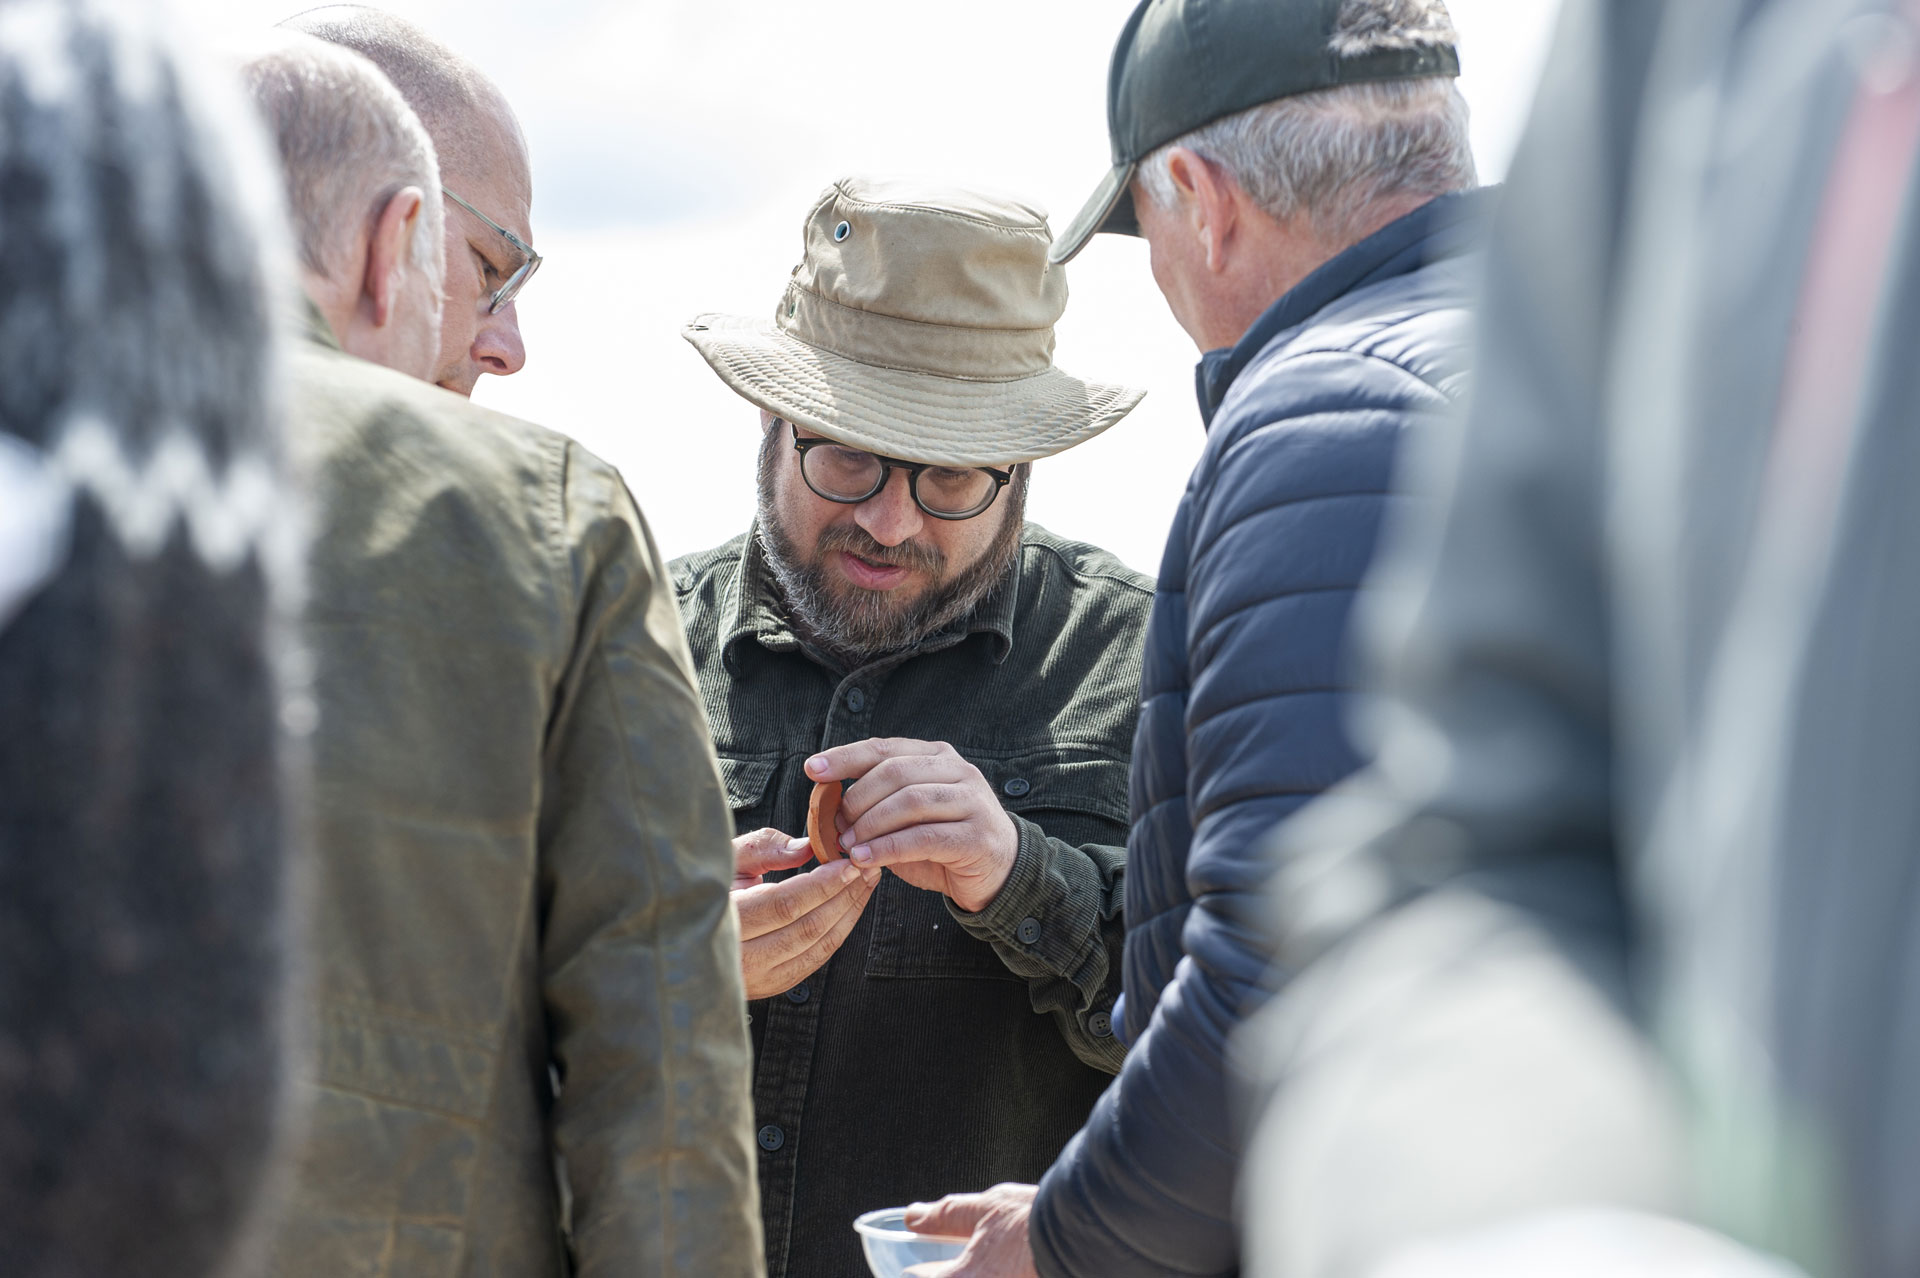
[684,176,1146,467]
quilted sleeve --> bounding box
[1031,353,1455,1277]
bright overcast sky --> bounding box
[184,0,1564,573]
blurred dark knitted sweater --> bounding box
[0,4,298,1277]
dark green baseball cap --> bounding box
[1050,0,1461,265]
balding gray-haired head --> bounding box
[277,5,536,396]
[242,33,443,292]
[278,5,521,186]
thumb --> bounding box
[904,1194,987,1240]
[733,828,814,878]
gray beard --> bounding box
[755,486,1025,669]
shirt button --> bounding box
[847,688,867,712]
[757,1124,786,1152]
[1091,1012,1114,1038]
[1017,917,1042,946]
[785,982,811,1004]
[1003,777,1031,798]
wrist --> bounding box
[951,814,1046,926]
[958,812,1021,912]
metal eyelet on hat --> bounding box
[834,220,851,242]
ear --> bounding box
[1163,147,1240,274]
[362,185,427,329]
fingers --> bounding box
[733,828,814,881]
[734,828,814,885]
[806,737,949,784]
[734,859,863,941]
[744,874,876,997]
[838,750,975,826]
[904,1193,991,1239]
[903,1185,1040,1278]
[843,820,976,870]
[842,777,982,853]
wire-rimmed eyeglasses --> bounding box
[786,421,1012,521]
[442,187,542,314]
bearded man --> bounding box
[675,176,1150,1278]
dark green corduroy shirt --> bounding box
[671,522,1151,1278]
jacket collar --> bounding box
[1195,186,1496,426]
[300,296,344,352]
[720,523,1019,673]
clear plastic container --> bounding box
[853,1207,968,1277]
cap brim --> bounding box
[1049,161,1139,266]
[683,313,1146,467]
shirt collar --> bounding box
[721,529,801,666]
[1195,186,1497,426]
[722,523,1020,672]
[300,295,343,352]
[970,567,1020,664]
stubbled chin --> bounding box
[434,359,478,397]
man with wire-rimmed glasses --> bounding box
[675,175,1152,1278]
[287,6,540,396]
[241,25,760,1278]
[444,184,540,314]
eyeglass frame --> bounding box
[786,421,1014,521]
[442,186,542,314]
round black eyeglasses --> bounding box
[786,421,1012,521]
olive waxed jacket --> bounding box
[266,316,762,1278]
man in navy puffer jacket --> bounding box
[908,1,1486,1274]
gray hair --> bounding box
[242,34,443,290]
[280,6,512,177]
[1137,0,1476,241]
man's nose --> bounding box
[853,468,924,547]
[473,299,527,377]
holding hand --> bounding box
[732,827,878,1000]
[805,740,1020,913]
[902,1183,1040,1278]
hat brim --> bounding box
[683,313,1146,467]
[1049,162,1140,266]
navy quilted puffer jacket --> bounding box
[1030,190,1491,1277]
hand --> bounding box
[805,739,1020,913]
[901,1183,1039,1278]
[731,827,879,1000]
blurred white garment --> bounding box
[1371,1210,1809,1278]
[0,432,69,630]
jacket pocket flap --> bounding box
[978,752,1129,826]
[864,875,1024,982]
[317,1003,496,1120]
[716,752,780,811]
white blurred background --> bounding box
[186,0,1563,573]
